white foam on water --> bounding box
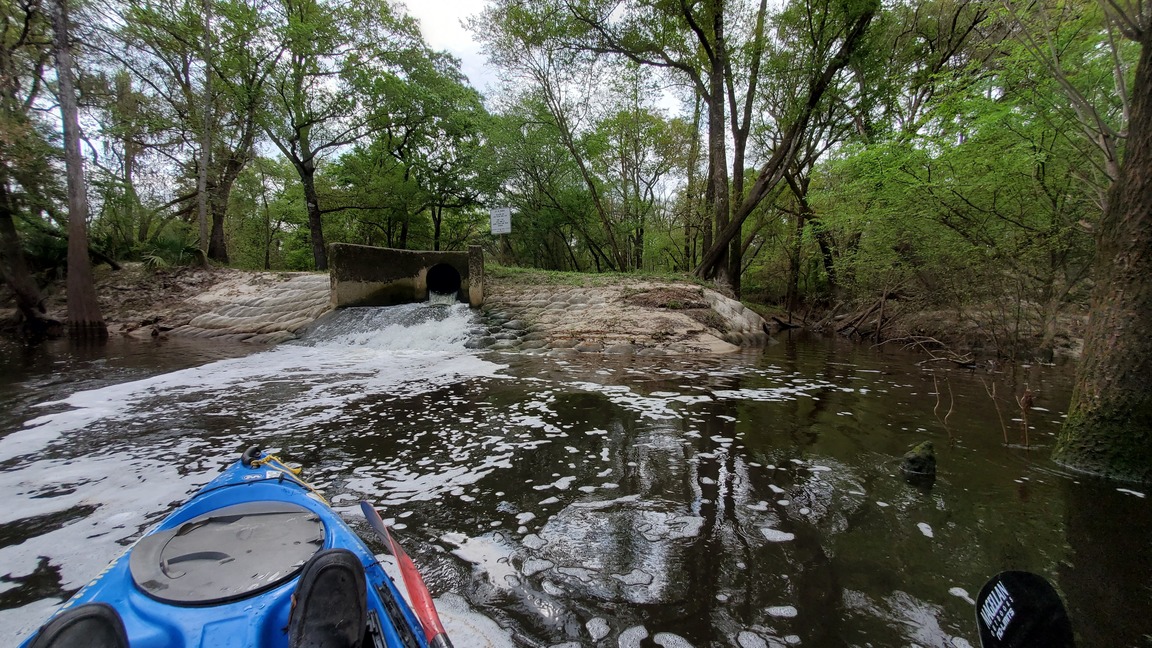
[613,568,655,586]
[618,626,650,648]
[737,631,769,648]
[0,599,62,647]
[361,453,512,506]
[761,528,795,542]
[948,587,975,605]
[653,632,695,648]
[442,532,522,591]
[427,292,459,306]
[567,382,683,420]
[586,617,611,641]
[522,558,554,576]
[301,303,477,350]
[1,305,505,464]
[712,378,840,403]
[917,523,934,538]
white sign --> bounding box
[490,207,512,234]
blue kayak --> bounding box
[21,447,430,648]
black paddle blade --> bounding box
[358,501,393,555]
[976,571,1074,648]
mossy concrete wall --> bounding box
[328,243,484,308]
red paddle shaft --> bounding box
[360,501,454,648]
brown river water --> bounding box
[1,304,1149,647]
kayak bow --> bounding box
[22,447,443,648]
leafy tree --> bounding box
[405,65,490,252]
[473,6,634,270]
[473,0,876,290]
[357,49,490,251]
[589,67,690,270]
[89,71,153,259]
[781,0,990,305]
[101,0,273,263]
[259,0,426,270]
[227,156,301,269]
[692,0,876,289]
[813,96,1095,355]
[0,0,55,333]
[482,102,608,270]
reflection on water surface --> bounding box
[1,305,1149,647]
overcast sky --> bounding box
[402,0,498,95]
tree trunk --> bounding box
[207,180,230,263]
[207,87,259,264]
[196,152,211,260]
[52,0,105,339]
[685,96,703,270]
[633,226,643,270]
[723,0,767,298]
[0,181,55,335]
[300,165,327,270]
[705,12,731,288]
[196,0,213,259]
[813,220,837,293]
[542,82,628,270]
[207,146,253,264]
[1053,28,1152,482]
[785,171,813,311]
[786,210,805,314]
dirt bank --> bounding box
[477,268,768,355]
[4,264,1083,360]
[3,265,771,354]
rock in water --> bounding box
[900,441,937,483]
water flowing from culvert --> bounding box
[2,325,1152,647]
[426,291,460,307]
[298,304,477,350]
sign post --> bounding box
[489,207,511,235]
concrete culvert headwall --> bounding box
[328,243,484,308]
